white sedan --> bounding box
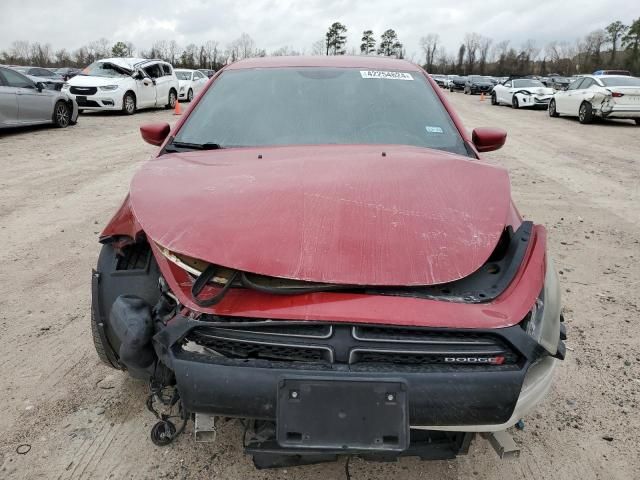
[549,75,640,124]
[175,69,209,102]
[491,78,554,109]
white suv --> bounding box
[63,58,179,114]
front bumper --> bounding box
[517,94,552,107]
[153,315,558,430]
[65,90,123,110]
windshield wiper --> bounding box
[164,141,224,153]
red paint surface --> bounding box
[131,145,511,286]
[150,225,546,329]
[472,127,507,153]
[140,123,171,146]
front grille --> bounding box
[184,320,521,369]
[70,86,97,95]
[188,330,332,363]
[76,99,100,107]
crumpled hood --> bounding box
[517,87,554,95]
[68,74,128,87]
[130,145,511,286]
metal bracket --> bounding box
[194,413,217,442]
[481,431,520,459]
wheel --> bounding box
[187,88,193,102]
[52,101,71,128]
[165,89,177,109]
[548,99,559,117]
[578,102,593,124]
[122,92,136,115]
[150,420,176,447]
[634,118,640,125]
[449,87,454,92]
[512,96,520,109]
[78,109,84,114]
[491,92,498,105]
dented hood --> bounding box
[130,145,511,286]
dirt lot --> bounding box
[0,93,638,480]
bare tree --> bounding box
[464,33,481,73]
[456,44,466,73]
[311,39,325,56]
[606,21,628,64]
[419,34,439,71]
[478,36,493,74]
[584,29,607,69]
[202,40,219,68]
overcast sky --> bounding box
[1,0,637,60]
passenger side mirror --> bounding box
[472,127,507,153]
[133,70,144,80]
[140,123,171,146]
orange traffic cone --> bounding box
[480,92,485,101]
[173,98,182,115]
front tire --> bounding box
[52,101,71,128]
[187,88,193,102]
[578,101,594,124]
[165,89,177,109]
[122,92,136,115]
[549,99,559,117]
[512,96,519,109]
[491,92,498,105]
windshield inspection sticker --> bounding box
[425,126,444,134]
[360,70,413,80]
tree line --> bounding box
[1,18,638,76]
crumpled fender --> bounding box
[99,194,144,246]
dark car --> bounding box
[448,75,467,92]
[464,75,494,95]
[431,74,447,88]
[55,67,80,81]
[11,66,64,90]
[91,56,564,469]
[198,68,216,78]
[546,75,571,90]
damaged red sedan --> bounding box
[92,56,565,467]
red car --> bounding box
[92,56,565,467]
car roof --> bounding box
[174,68,195,72]
[96,57,166,69]
[226,55,421,72]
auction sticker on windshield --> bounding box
[360,71,414,80]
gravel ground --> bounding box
[0,92,638,479]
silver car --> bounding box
[0,66,78,128]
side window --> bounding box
[567,78,584,90]
[580,78,594,89]
[162,64,172,76]
[2,69,34,88]
[35,68,51,77]
[144,64,162,79]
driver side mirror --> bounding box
[140,123,171,146]
[133,70,144,80]
[472,127,507,153]
[35,81,45,92]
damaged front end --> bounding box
[91,210,564,465]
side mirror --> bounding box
[140,123,171,146]
[472,127,507,153]
[36,82,45,92]
[133,70,144,80]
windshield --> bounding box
[600,76,640,87]
[173,68,469,156]
[176,71,192,80]
[513,79,545,88]
[80,61,130,78]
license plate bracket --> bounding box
[76,96,87,104]
[276,378,408,451]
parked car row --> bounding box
[488,74,640,125]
